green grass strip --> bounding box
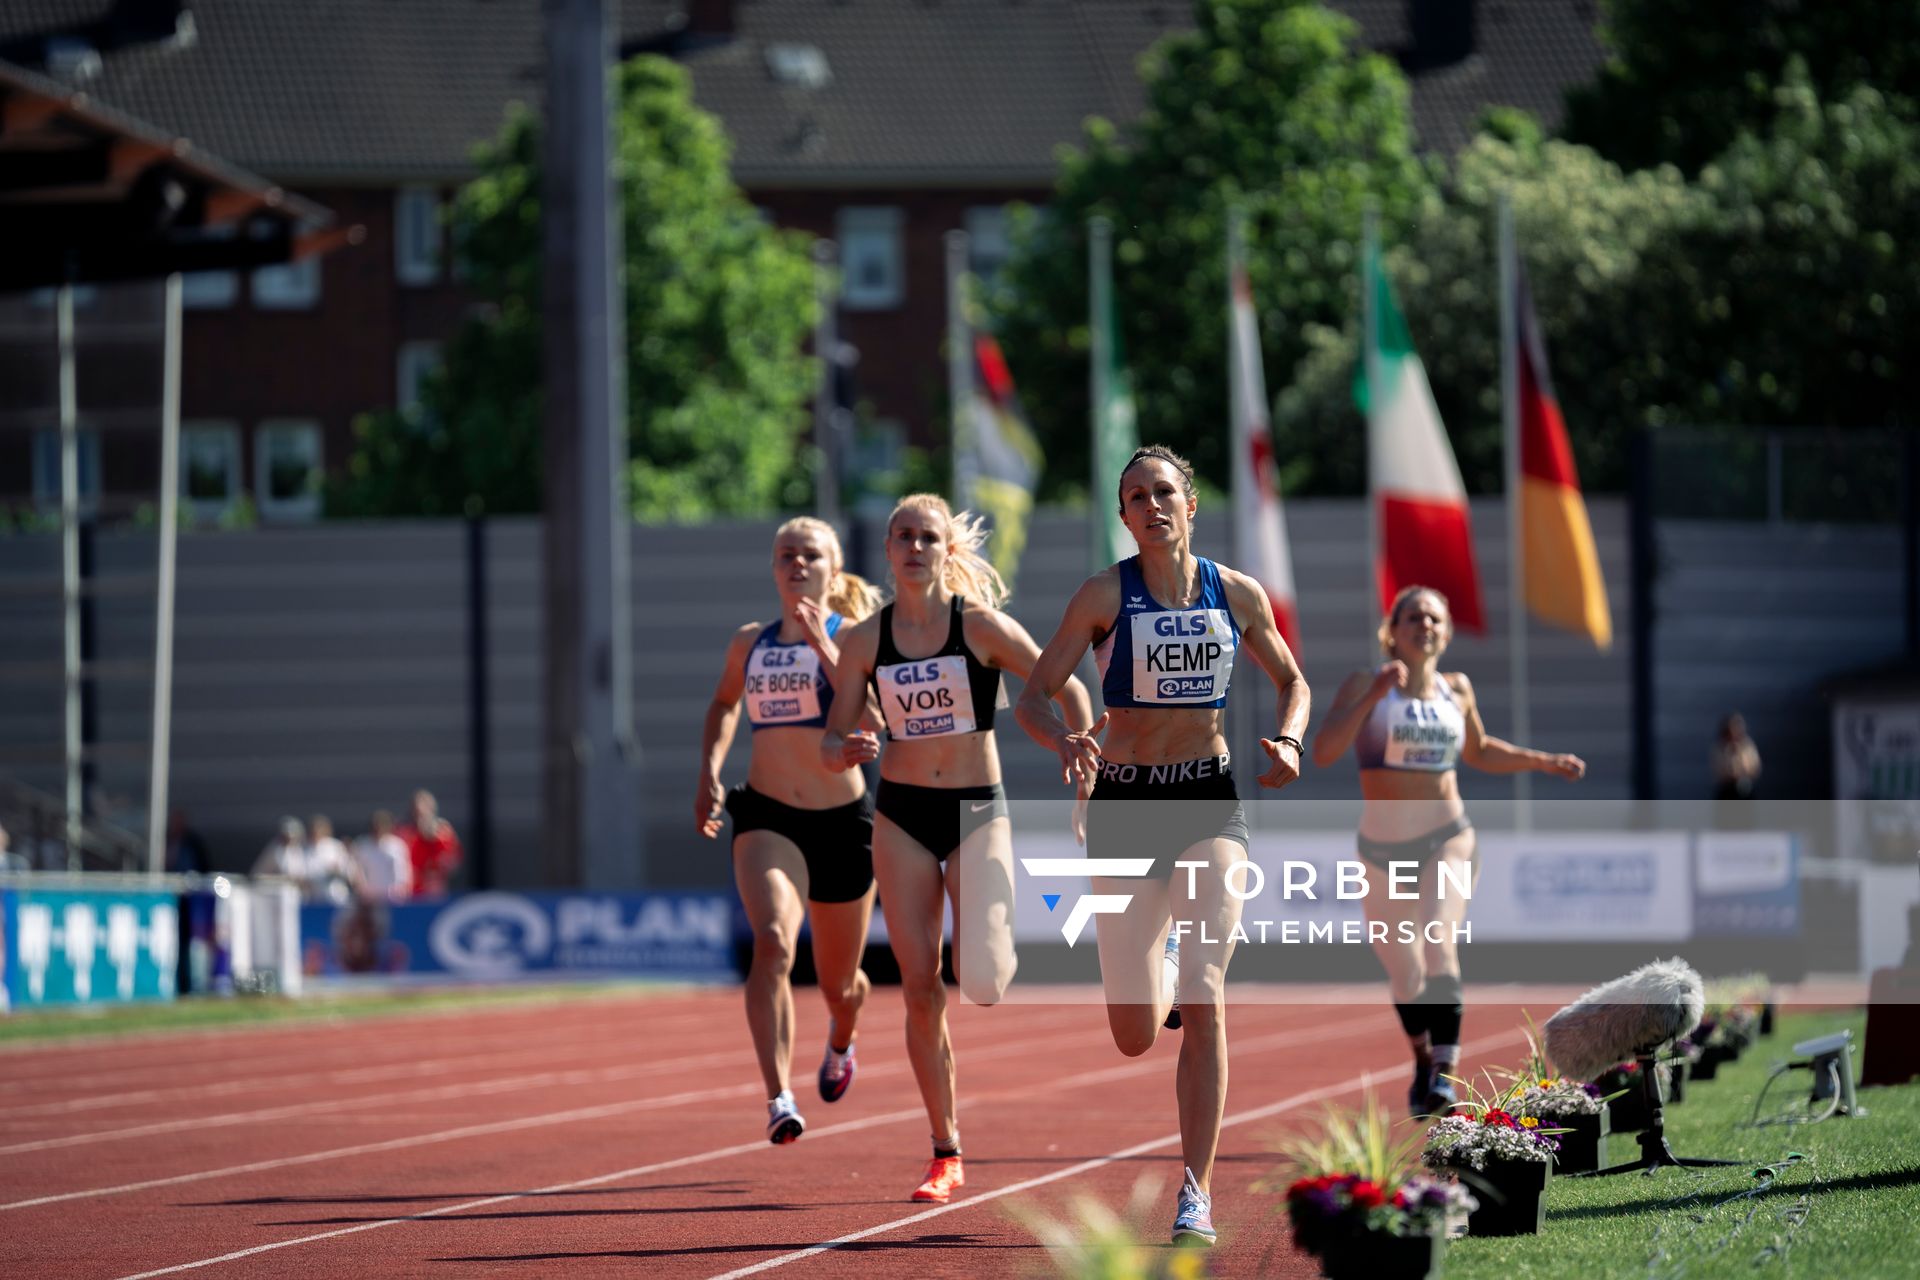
[1440,1010,1920,1280]
[0,980,683,1046]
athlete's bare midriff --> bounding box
[747,727,869,808]
[1356,766,1467,841]
[877,733,1004,789]
[1099,704,1229,768]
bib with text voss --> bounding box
[876,655,978,739]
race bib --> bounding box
[878,655,978,738]
[744,643,824,724]
[1130,608,1236,703]
[1384,700,1461,770]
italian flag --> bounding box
[1360,243,1486,632]
[1513,264,1612,647]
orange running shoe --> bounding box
[910,1155,965,1203]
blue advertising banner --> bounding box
[1,887,180,1011]
[300,891,741,982]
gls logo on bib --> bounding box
[879,655,977,738]
[1132,608,1235,703]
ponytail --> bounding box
[888,493,1010,609]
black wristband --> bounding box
[1275,735,1304,754]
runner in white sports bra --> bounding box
[820,492,1093,1207]
[1312,584,1586,1117]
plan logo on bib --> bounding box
[1019,857,1155,944]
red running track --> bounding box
[0,985,1551,1279]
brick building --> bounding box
[0,0,1603,520]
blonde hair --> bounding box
[887,493,1009,609]
[1378,584,1452,657]
[773,516,882,622]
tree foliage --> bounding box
[1564,0,1920,175]
[331,58,819,520]
[986,0,1434,500]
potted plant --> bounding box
[1421,1074,1558,1236]
[1266,1094,1473,1278]
[1592,1059,1656,1131]
[1503,1024,1618,1175]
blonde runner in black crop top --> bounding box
[870,596,1002,739]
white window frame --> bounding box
[180,420,242,518]
[395,186,443,287]
[182,224,239,308]
[396,341,444,418]
[253,419,323,521]
[31,427,101,515]
[964,205,1012,282]
[836,206,905,310]
[251,221,322,310]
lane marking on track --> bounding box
[3,1009,1100,1211]
[703,1026,1529,1280]
[102,1009,1392,1279]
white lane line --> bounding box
[2,1013,1098,1211]
[103,1009,1392,1279]
[703,1026,1530,1280]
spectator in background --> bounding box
[399,790,462,898]
[307,815,357,904]
[1713,713,1762,800]
[352,809,413,903]
[253,816,309,883]
[164,809,210,876]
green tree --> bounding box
[986,0,1433,500]
[332,58,820,520]
[1278,128,1705,494]
[1564,0,1920,173]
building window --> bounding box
[836,207,904,310]
[254,420,322,521]
[965,206,1011,283]
[182,224,239,308]
[29,285,100,309]
[251,221,321,310]
[180,422,241,517]
[31,428,101,514]
[395,186,443,286]
[396,341,444,418]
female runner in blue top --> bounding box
[1016,446,1310,1248]
[697,517,884,1146]
[1311,585,1585,1117]
[821,493,1094,1206]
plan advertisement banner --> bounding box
[299,891,740,982]
[1,887,180,1011]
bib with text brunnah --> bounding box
[744,642,825,725]
[1382,696,1463,770]
[1130,608,1237,704]
[877,656,978,739]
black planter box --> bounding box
[1597,1069,1655,1132]
[1692,1044,1730,1080]
[1318,1229,1444,1280]
[1542,1109,1610,1174]
[1453,1158,1551,1236]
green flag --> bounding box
[1089,218,1139,570]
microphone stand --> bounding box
[1586,1043,1742,1177]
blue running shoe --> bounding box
[766,1090,805,1144]
[818,1041,856,1103]
[1171,1166,1216,1246]
[1162,931,1183,1031]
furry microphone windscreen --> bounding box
[1543,958,1706,1082]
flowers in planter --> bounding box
[1264,1093,1475,1258]
[1419,1073,1560,1171]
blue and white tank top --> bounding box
[1094,556,1240,709]
[1354,680,1466,771]
[742,614,844,731]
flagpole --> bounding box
[1226,205,1254,798]
[1089,216,1112,572]
[947,229,976,512]
[1361,204,1381,661]
[1499,194,1533,830]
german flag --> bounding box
[1514,266,1612,648]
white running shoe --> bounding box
[766,1090,805,1144]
